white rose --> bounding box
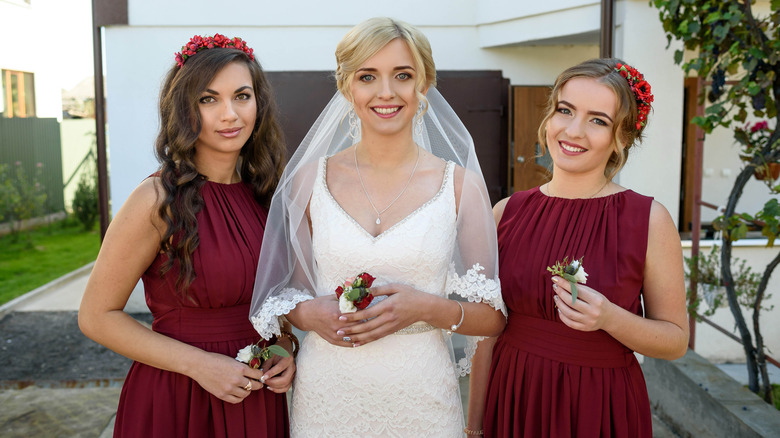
[573,265,588,284]
[235,345,253,363]
[339,293,357,313]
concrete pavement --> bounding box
[0,264,147,437]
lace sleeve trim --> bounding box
[250,288,314,340]
[446,262,507,317]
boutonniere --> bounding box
[335,272,375,313]
[235,342,290,369]
[547,256,588,304]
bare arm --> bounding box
[465,196,509,431]
[552,200,689,359]
[467,336,498,433]
[78,178,266,402]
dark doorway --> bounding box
[266,70,509,205]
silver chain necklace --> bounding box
[354,144,420,225]
[547,179,609,199]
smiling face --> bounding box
[194,61,257,160]
[349,38,422,141]
[546,77,619,178]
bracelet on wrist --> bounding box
[445,301,465,335]
[463,427,484,436]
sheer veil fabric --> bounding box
[249,88,506,374]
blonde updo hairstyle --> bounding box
[335,17,436,114]
[537,58,648,181]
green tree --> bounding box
[8,162,47,241]
[650,0,778,404]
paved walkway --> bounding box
[2,266,776,437]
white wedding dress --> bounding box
[290,158,463,437]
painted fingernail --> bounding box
[339,316,347,321]
[337,330,345,335]
[552,277,559,283]
[553,284,558,290]
[352,343,360,348]
[260,375,267,384]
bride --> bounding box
[250,17,506,437]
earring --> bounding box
[348,108,360,140]
[414,101,424,137]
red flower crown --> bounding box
[174,33,255,68]
[615,63,654,131]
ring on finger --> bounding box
[243,380,252,391]
[342,336,352,342]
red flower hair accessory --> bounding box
[174,33,255,68]
[615,63,654,131]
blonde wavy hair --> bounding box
[335,17,436,112]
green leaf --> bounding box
[267,344,290,358]
[678,19,689,34]
[674,49,684,65]
[748,82,761,96]
[731,223,749,241]
[713,25,728,42]
[704,12,722,24]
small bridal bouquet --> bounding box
[235,341,290,369]
[547,256,588,305]
[335,272,375,313]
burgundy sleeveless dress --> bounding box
[114,181,289,438]
[483,187,653,438]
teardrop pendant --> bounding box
[375,218,381,225]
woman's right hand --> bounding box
[189,351,267,404]
[287,295,356,346]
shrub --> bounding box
[72,169,98,231]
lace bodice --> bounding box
[287,158,464,437]
[311,157,456,299]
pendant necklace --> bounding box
[354,144,420,225]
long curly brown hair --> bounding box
[154,47,285,294]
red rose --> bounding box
[357,272,375,288]
[249,357,261,369]
[335,285,344,298]
[355,293,374,310]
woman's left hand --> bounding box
[259,339,296,393]
[334,283,432,346]
[551,276,616,332]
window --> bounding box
[1,69,36,118]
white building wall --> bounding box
[615,0,684,225]
[683,242,780,363]
[0,1,62,119]
[103,1,608,211]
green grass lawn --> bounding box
[0,218,100,306]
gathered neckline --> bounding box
[534,185,631,201]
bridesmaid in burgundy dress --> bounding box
[79,34,294,437]
[466,58,689,437]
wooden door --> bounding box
[512,86,552,193]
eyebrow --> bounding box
[356,65,416,73]
[558,99,614,123]
[203,85,253,95]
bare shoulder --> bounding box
[493,197,511,228]
[112,177,166,238]
[646,199,682,252]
